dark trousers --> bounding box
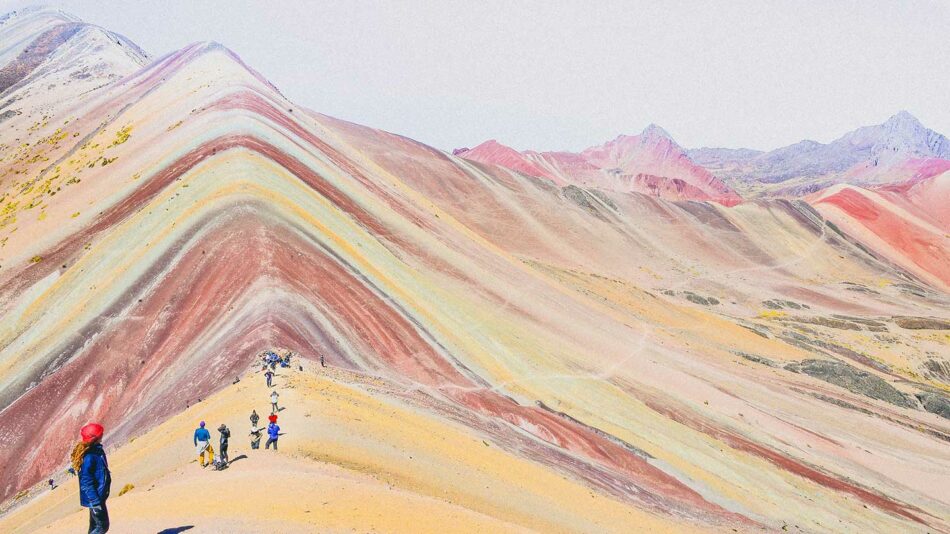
[266,376,272,387]
[220,443,229,462]
[265,437,278,450]
[251,438,260,449]
[88,503,109,533]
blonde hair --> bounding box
[70,441,94,472]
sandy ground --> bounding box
[1,362,690,533]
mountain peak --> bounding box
[885,110,920,127]
[641,123,672,140]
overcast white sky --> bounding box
[4,1,949,152]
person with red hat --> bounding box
[71,423,111,533]
[265,414,280,450]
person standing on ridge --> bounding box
[250,409,259,427]
[72,422,111,534]
[270,390,279,414]
[264,369,274,388]
[194,421,214,468]
[218,424,231,464]
[266,414,280,450]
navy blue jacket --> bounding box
[193,427,211,445]
[78,443,111,507]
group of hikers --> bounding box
[70,348,304,533]
[194,350,292,469]
[192,409,280,468]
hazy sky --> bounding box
[4,1,949,151]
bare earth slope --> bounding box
[1,9,948,534]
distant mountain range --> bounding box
[454,124,743,206]
[458,111,950,200]
[688,111,950,196]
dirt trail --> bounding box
[1,361,685,533]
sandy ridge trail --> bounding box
[1,362,691,533]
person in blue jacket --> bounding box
[266,414,280,450]
[193,421,214,467]
[71,422,111,534]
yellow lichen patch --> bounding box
[757,309,787,319]
[111,125,133,147]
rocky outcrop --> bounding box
[915,392,950,420]
[893,317,950,330]
[784,359,914,408]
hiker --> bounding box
[266,414,280,450]
[218,424,231,464]
[72,422,111,534]
[265,369,274,387]
[270,390,280,414]
[249,425,263,449]
[320,354,325,368]
[194,421,214,468]
[250,409,259,426]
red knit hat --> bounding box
[80,423,104,443]
[268,414,277,423]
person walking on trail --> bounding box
[250,409,259,427]
[218,424,231,464]
[270,390,280,414]
[249,425,263,449]
[264,369,274,388]
[72,422,111,534]
[266,414,280,450]
[194,421,214,468]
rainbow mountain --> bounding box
[1,7,948,533]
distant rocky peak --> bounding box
[883,110,921,129]
[859,111,950,158]
[640,123,673,141]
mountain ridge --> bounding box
[685,111,950,196]
[456,124,743,206]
